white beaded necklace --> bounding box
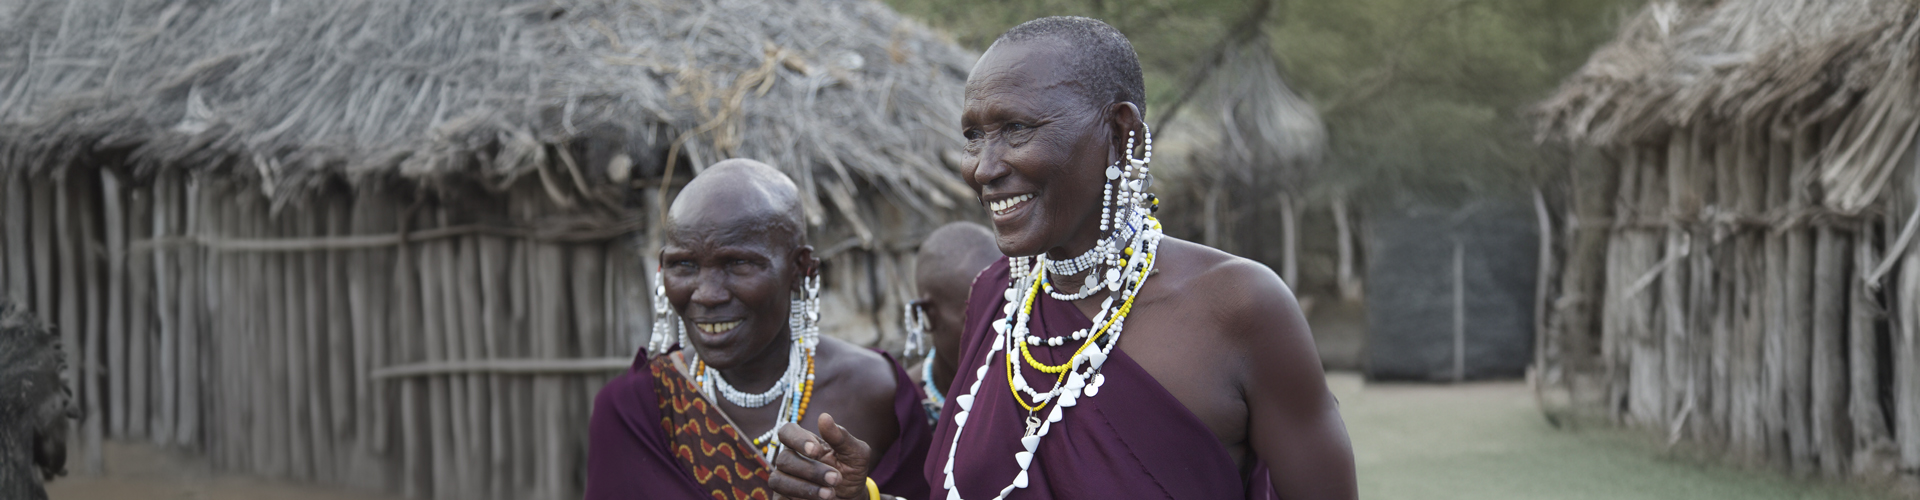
[941,213,1162,499]
[942,125,1156,499]
[701,344,803,408]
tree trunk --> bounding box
[1334,193,1361,302]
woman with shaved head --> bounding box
[585,159,930,499]
[772,17,1356,500]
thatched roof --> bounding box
[0,0,977,224]
[1193,40,1324,189]
[1536,0,1920,213]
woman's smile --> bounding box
[987,192,1035,220]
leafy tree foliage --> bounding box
[885,0,1641,204]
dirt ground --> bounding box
[45,376,1909,500]
[43,441,404,500]
[1332,374,1912,500]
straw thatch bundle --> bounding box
[1538,0,1920,214]
[0,0,974,219]
[1534,0,1920,486]
[0,298,74,500]
[0,1,975,498]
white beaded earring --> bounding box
[790,274,822,349]
[647,267,686,356]
[903,302,929,356]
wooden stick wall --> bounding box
[1542,125,1919,482]
[0,172,650,500]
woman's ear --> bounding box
[1108,102,1144,147]
[791,245,818,291]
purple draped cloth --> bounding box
[586,348,933,500]
[926,258,1276,499]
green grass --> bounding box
[1332,375,1904,500]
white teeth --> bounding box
[696,320,742,333]
[990,194,1034,214]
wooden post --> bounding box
[127,180,153,440]
[1532,188,1553,405]
[4,171,27,307]
[394,210,428,499]
[478,233,510,500]
[103,171,129,439]
[1850,219,1895,477]
[1811,225,1851,476]
[535,239,570,500]
[1453,238,1466,383]
[1333,193,1361,302]
[179,175,204,448]
[152,174,178,446]
[419,212,453,499]
[324,201,353,478]
[509,216,535,496]
[1899,225,1920,476]
[1784,129,1817,473]
[32,174,56,334]
[455,234,488,499]
[1279,192,1298,288]
[1625,143,1667,428]
[76,172,107,473]
[1602,148,1647,424]
[437,224,473,499]
[1899,159,1920,478]
[307,203,337,482]
[1658,128,1691,434]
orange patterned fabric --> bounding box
[650,356,772,500]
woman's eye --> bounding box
[964,129,984,141]
[1007,122,1029,132]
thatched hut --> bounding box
[1535,0,1920,483]
[1159,39,1326,289]
[0,0,975,498]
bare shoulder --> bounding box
[1153,237,1305,339]
[813,336,899,403]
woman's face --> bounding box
[660,224,806,370]
[960,39,1117,257]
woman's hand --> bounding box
[768,413,874,499]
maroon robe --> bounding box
[926,258,1277,499]
[587,348,933,500]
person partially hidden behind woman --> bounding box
[769,17,1357,500]
[585,159,930,499]
[904,222,1002,423]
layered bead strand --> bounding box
[942,212,1164,499]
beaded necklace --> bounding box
[940,212,1163,499]
[922,348,946,406]
[941,125,1156,499]
[689,338,818,463]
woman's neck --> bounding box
[931,349,960,394]
[713,330,793,392]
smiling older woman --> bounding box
[771,17,1357,500]
[584,159,931,500]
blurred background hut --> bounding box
[0,0,974,498]
[1535,0,1920,485]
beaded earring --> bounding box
[790,274,822,349]
[646,267,686,356]
[903,302,929,356]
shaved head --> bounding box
[991,16,1145,116]
[915,222,1000,296]
[667,159,808,248]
